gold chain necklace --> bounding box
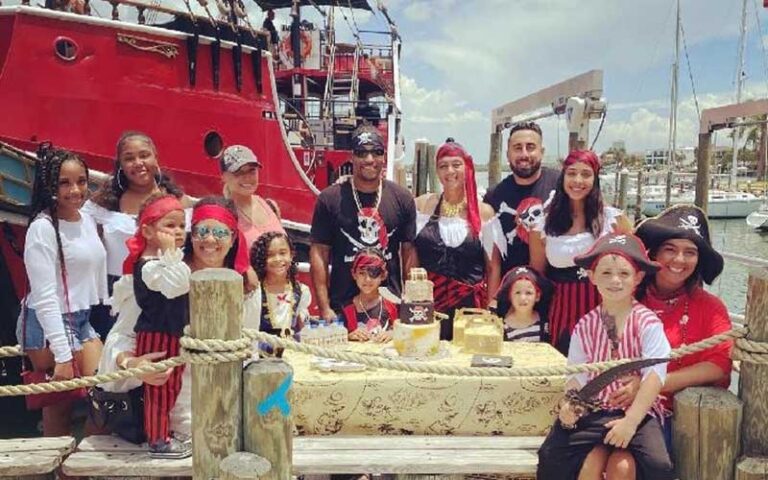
[351,177,383,214]
[441,197,466,217]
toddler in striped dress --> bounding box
[494,266,551,343]
[537,233,674,480]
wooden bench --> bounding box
[62,435,543,479]
[0,436,75,480]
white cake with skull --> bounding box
[392,268,441,358]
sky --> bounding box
[12,0,767,164]
[280,0,768,164]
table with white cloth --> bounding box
[285,341,566,436]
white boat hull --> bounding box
[746,210,768,230]
[642,196,762,218]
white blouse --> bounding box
[250,283,312,330]
[81,200,193,277]
[544,206,622,269]
[24,213,108,363]
[415,213,507,260]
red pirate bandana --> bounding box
[191,204,250,275]
[563,149,601,174]
[123,196,184,275]
[352,252,387,272]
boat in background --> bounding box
[642,190,762,219]
[746,205,768,230]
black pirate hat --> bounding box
[496,265,553,318]
[634,204,723,284]
[574,233,660,274]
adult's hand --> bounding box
[321,306,337,324]
[128,351,173,386]
[52,361,74,381]
[348,328,370,342]
[608,374,641,410]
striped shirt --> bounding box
[569,302,670,412]
[503,316,542,342]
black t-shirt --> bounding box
[263,18,279,45]
[133,258,189,337]
[483,167,559,275]
[310,179,417,312]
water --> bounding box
[473,172,761,317]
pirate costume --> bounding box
[537,233,675,480]
[494,266,552,342]
[636,205,732,413]
[413,139,506,340]
[342,251,398,334]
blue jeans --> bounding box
[16,306,98,352]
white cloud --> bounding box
[402,2,431,22]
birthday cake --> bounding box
[392,268,441,358]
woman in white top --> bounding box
[528,150,632,355]
[98,197,258,439]
[17,145,107,435]
[83,131,190,339]
[413,139,504,340]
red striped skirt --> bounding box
[547,267,600,355]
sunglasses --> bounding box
[353,148,385,158]
[355,266,384,278]
[192,225,232,240]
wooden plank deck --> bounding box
[0,436,76,480]
[63,435,543,477]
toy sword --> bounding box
[559,357,671,429]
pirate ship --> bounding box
[0,0,403,300]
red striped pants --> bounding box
[135,331,185,444]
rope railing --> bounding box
[0,325,763,398]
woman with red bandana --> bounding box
[529,150,633,355]
[96,196,254,452]
[413,139,504,340]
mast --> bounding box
[731,0,749,189]
[665,0,680,208]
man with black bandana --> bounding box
[483,122,559,282]
[310,126,418,323]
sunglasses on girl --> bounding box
[353,148,385,158]
[192,225,232,240]
[355,266,384,278]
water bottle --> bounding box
[335,319,348,344]
[302,323,317,345]
[316,323,328,347]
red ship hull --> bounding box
[0,6,320,225]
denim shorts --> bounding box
[16,306,98,352]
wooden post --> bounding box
[695,132,712,213]
[414,140,429,197]
[394,160,407,189]
[427,143,439,193]
[220,453,272,480]
[243,359,294,480]
[672,387,742,480]
[736,457,768,479]
[664,169,673,209]
[568,132,582,152]
[634,170,643,223]
[616,168,629,211]
[190,268,244,480]
[488,130,502,190]
[738,269,768,461]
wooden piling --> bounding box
[672,387,743,480]
[394,160,407,189]
[616,168,629,211]
[735,456,768,479]
[243,359,294,480]
[414,140,430,196]
[738,268,768,477]
[219,453,272,480]
[695,132,712,213]
[190,268,244,480]
[488,131,502,190]
[634,170,643,223]
[427,143,439,193]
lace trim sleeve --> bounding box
[141,248,191,299]
[481,216,507,259]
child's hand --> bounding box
[604,416,639,449]
[608,374,641,410]
[348,328,370,342]
[156,230,177,252]
[557,400,581,427]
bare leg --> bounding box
[606,450,636,480]
[27,349,73,436]
[578,445,610,480]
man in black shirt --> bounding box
[262,9,279,52]
[310,127,418,322]
[483,122,559,281]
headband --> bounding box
[563,149,601,174]
[352,253,386,272]
[122,196,184,275]
[191,204,250,275]
[435,141,481,238]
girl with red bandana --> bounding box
[342,248,398,342]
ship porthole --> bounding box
[54,37,78,61]
[204,131,224,158]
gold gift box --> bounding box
[462,313,503,355]
[453,308,492,345]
